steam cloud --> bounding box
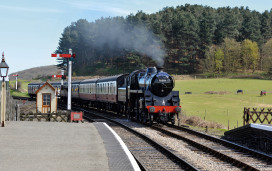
[88,20,165,66]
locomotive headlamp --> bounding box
[149,106,156,113]
[175,107,181,113]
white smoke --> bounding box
[89,19,165,66]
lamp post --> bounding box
[0,52,9,127]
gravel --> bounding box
[115,119,241,171]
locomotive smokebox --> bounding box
[156,66,164,73]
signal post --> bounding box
[12,74,18,90]
[51,49,75,111]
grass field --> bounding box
[9,80,30,97]
[174,78,272,129]
[9,78,272,130]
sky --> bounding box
[0,0,272,74]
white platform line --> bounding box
[103,123,141,171]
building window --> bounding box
[43,94,51,106]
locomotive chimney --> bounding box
[156,66,164,73]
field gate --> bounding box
[243,107,272,125]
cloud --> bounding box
[0,5,64,13]
[64,1,136,16]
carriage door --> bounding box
[42,93,51,113]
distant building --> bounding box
[35,81,57,113]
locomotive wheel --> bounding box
[148,114,153,126]
[171,119,175,125]
[141,111,147,123]
[171,114,176,125]
[136,111,141,122]
[143,115,147,124]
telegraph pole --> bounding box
[15,73,18,90]
[12,74,18,90]
[67,49,72,111]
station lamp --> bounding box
[0,52,9,81]
[0,52,9,127]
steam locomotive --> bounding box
[28,66,181,125]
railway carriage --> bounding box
[28,82,42,98]
[71,81,81,99]
[78,79,97,101]
[96,75,128,111]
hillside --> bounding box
[9,65,61,81]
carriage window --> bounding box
[97,84,99,93]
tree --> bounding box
[241,39,259,72]
[261,38,272,71]
[172,11,199,73]
[201,45,216,73]
[261,11,272,43]
[240,9,262,45]
[199,9,216,58]
[214,48,224,73]
[214,7,240,44]
[221,38,241,72]
[55,5,267,75]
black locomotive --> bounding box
[28,66,181,125]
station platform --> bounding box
[224,123,272,155]
[0,121,140,171]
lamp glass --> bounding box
[0,68,8,77]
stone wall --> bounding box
[0,82,17,121]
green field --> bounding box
[9,78,272,129]
[9,80,30,97]
[174,78,272,129]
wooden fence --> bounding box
[243,107,272,125]
[20,111,70,122]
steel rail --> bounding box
[73,106,199,171]
[153,124,271,171]
[12,96,31,100]
[167,123,272,162]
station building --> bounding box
[35,81,57,113]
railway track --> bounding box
[67,105,199,171]
[12,96,31,101]
[68,104,272,170]
[151,124,272,171]
[166,123,272,161]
